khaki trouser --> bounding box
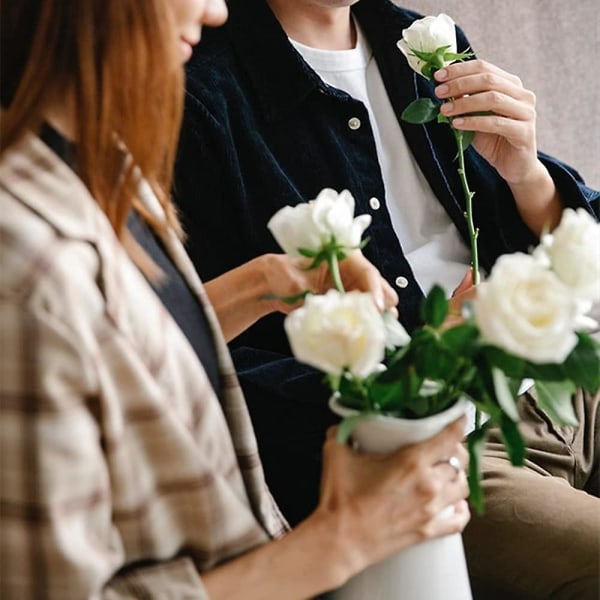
[463,389,600,599]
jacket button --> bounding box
[395,276,409,289]
[348,117,361,130]
[369,197,381,210]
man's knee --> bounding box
[463,457,599,599]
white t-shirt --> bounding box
[290,22,472,296]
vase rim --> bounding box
[329,394,470,426]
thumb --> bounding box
[452,268,474,297]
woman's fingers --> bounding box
[421,500,471,541]
[337,251,399,311]
[320,420,471,568]
[390,417,467,467]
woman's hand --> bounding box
[205,251,398,342]
[263,250,398,314]
[316,417,470,579]
[434,60,562,233]
[202,418,469,600]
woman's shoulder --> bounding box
[0,135,106,299]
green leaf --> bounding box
[564,333,600,391]
[357,236,371,251]
[534,380,579,427]
[482,345,525,378]
[415,344,454,380]
[433,45,453,67]
[297,247,318,258]
[336,414,366,445]
[325,373,341,392]
[459,129,475,149]
[380,344,412,373]
[491,367,519,421]
[498,415,527,466]
[337,377,369,410]
[372,363,419,401]
[261,290,310,305]
[306,254,327,270]
[441,323,479,354]
[444,49,475,62]
[420,284,448,328]
[521,361,565,381]
[466,424,489,515]
[421,63,435,80]
[369,379,407,410]
[410,48,439,63]
[401,98,440,124]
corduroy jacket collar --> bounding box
[222,0,424,123]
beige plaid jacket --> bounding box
[0,133,288,598]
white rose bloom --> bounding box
[382,310,411,349]
[542,208,600,303]
[473,253,580,364]
[267,188,371,257]
[284,290,386,378]
[312,189,372,249]
[266,202,323,257]
[397,14,457,77]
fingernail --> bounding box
[440,100,453,113]
[435,84,449,97]
[435,69,448,80]
[452,117,465,126]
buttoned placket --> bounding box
[314,81,424,331]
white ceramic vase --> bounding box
[327,396,473,600]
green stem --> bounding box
[327,251,345,293]
[454,128,480,286]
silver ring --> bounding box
[436,455,462,481]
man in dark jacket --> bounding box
[174,0,600,597]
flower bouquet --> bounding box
[269,188,600,511]
[267,188,600,599]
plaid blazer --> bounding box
[0,133,288,599]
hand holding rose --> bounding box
[267,188,372,262]
[204,190,398,342]
[398,12,564,262]
[433,60,539,185]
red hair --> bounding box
[1,0,184,262]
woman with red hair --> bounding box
[0,1,468,597]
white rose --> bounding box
[382,310,411,349]
[284,290,386,378]
[266,202,323,257]
[312,188,372,249]
[473,253,580,363]
[541,208,600,303]
[267,188,371,257]
[397,14,457,77]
